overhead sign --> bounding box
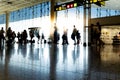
[90,0,108,6]
[54,0,108,11]
[54,1,83,11]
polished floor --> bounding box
[0,42,120,80]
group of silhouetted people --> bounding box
[6,27,29,45]
[0,25,82,46]
[16,30,28,44]
[0,23,104,46]
[0,27,46,46]
[16,29,45,44]
[53,25,81,45]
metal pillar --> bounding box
[88,2,91,46]
[83,0,91,46]
[83,2,86,46]
[50,0,56,26]
[5,11,10,35]
[50,0,57,38]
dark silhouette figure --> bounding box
[91,24,94,43]
[62,29,69,45]
[29,29,34,43]
[0,27,5,46]
[76,30,81,44]
[96,22,102,45]
[17,32,21,43]
[22,30,28,44]
[71,25,77,45]
[41,33,45,44]
[11,31,16,42]
[6,27,13,45]
[34,29,40,44]
[53,27,59,44]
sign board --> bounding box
[54,0,108,11]
[54,1,83,11]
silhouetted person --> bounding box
[53,27,59,44]
[6,27,13,44]
[7,27,12,40]
[12,31,16,42]
[97,22,101,32]
[0,27,5,45]
[22,30,28,44]
[29,29,34,43]
[96,22,101,45]
[71,25,77,45]
[76,30,81,44]
[34,29,40,44]
[41,33,45,44]
[17,32,21,43]
[62,29,69,45]
[91,24,94,43]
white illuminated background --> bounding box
[0,7,84,45]
[56,7,84,44]
[8,16,51,42]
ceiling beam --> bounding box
[0,1,42,14]
[0,0,51,15]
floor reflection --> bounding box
[90,45,120,80]
[0,43,120,80]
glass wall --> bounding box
[8,1,50,40]
[56,5,120,44]
[91,7,120,18]
[0,1,120,43]
[56,6,84,44]
[0,14,6,30]
[9,2,50,40]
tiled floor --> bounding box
[0,43,120,80]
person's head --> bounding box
[119,32,120,34]
[96,22,100,25]
[1,27,3,30]
[73,25,75,28]
[91,24,94,26]
[8,27,11,30]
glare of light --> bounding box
[59,7,62,10]
[67,5,70,8]
[9,16,51,42]
[56,8,59,11]
[70,4,73,8]
[74,3,77,7]
[56,10,84,44]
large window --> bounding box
[0,2,120,43]
[56,7,84,43]
[8,2,50,40]
[91,7,120,18]
[0,14,6,30]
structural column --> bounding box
[83,1,91,46]
[88,3,91,46]
[50,0,57,39]
[5,11,10,35]
[83,1,87,46]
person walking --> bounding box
[62,29,69,45]
[71,25,77,45]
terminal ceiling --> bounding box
[0,0,119,14]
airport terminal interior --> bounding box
[0,0,120,80]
